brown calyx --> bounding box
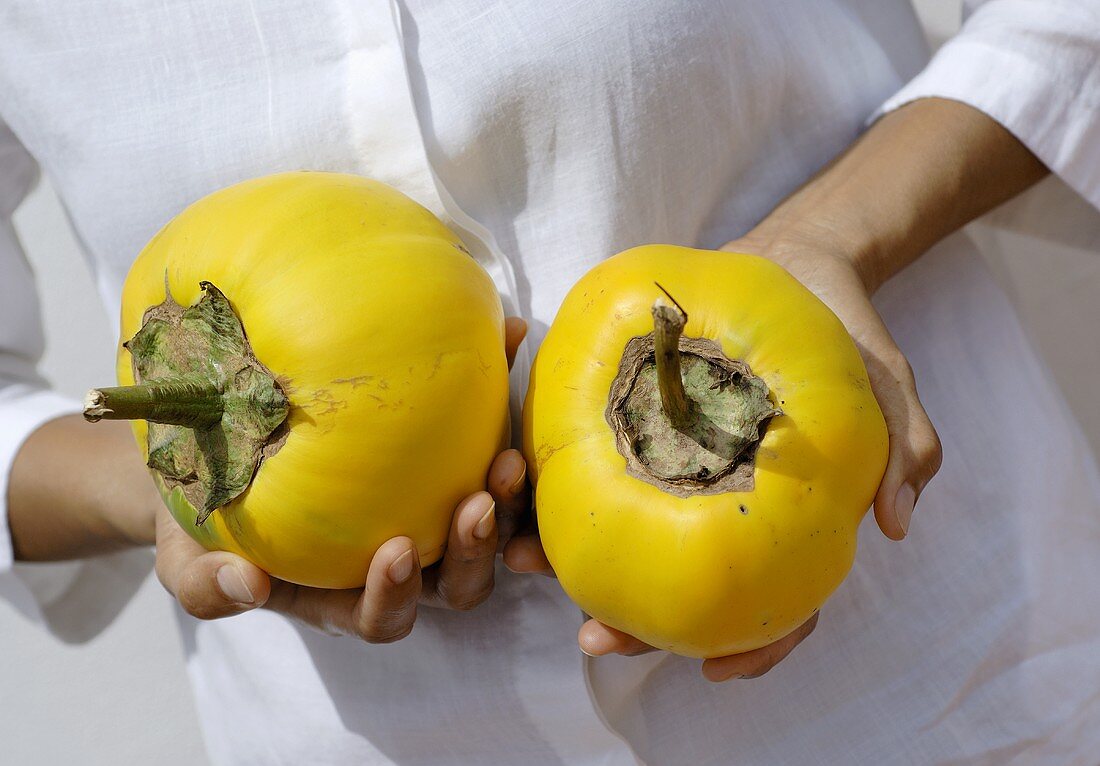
[605,291,780,497]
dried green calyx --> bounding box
[84,281,289,524]
[606,291,780,497]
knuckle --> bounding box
[451,549,487,566]
[450,590,491,612]
[177,587,219,620]
[360,621,414,644]
[441,580,494,612]
[886,349,916,384]
[922,430,944,467]
[445,543,493,568]
[911,422,943,481]
[366,628,412,644]
[173,567,238,621]
[357,605,416,644]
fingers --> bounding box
[154,505,271,619]
[156,497,425,643]
[271,489,503,639]
[579,613,819,679]
[815,259,943,541]
[502,522,554,576]
[860,340,943,540]
[809,258,942,540]
[165,459,520,641]
[758,252,944,540]
[420,491,499,610]
[158,449,524,638]
[578,620,658,657]
[487,448,529,548]
[504,316,528,369]
[265,536,423,642]
[349,536,423,641]
[701,612,820,682]
[832,269,941,540]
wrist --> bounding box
[742,98,1047,294]
[741,193,886,294]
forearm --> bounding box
[8,414,157,560]
[748,97,1049,292]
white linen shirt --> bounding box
[3,1,1100,764]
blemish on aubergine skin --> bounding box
[536,443,564,465]
[425,354,445,380]
[475,351,492,376]
[308,389,348,417]
[331,375,373,388]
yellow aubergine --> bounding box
[87,172,509,589]
[523,245,888,658]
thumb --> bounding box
[154,506,271,619]
[862,343,943,540]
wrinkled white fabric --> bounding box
[878,0,1100,209]
[2,1,1099,764]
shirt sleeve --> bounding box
[874,0,1100,211]
[0,120,83,573]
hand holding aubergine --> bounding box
[508,97,1047,681]
[154,317,528,641]
[12,173,531,643]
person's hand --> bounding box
[726,229,944,543]
[505,230,941,679]
[154,317,529,642]
[509,98,1050,680]
[705,227,944,681]
[508,520,822,679]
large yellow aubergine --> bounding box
[86,172,509,589]
[523,245,888,658]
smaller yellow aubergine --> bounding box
[523,245,888,658]
[84,172,510,589]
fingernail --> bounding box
[509,463,527,495]
[894,484,916,536]
[580,645,596,658]
[473,501,497,540]
[216,565,255,605]
[388,549,416,585]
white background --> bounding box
[3,3,1099,764]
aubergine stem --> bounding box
[83,375,223,429]
[651,288,691,429]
